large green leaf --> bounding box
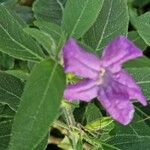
[34,21,64,43]
[83,0,129,53]
[0,72,24,150]
[105,113,150,150]
[2,0,33,24]
[128,31,147,50]
[62,0,104,39]
[0,119,13,150]
[0,104,15,150]
[9,59,66,150]
[0,72,47,150]
[33,0,67,25]
[24,27,55,56]
[0,4,44,62]
[131,12,150,46]
[127,68,150,100]
[0,107,48,150]
[34,20,66,55]
[35,135,48,150]
[124,56,150,68]
[0,72,24,111]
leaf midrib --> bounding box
[138,81,150,84]
[0,86,21,101]
[70,0,89,36]
[56,0,64,14]
[0,5,43,61]
[95,0,113,51]
[0,24,43,61]
[27,62,58,147]
[0,86,21,111]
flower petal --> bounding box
[98,80,134,125]
[63,38,100,79]
[101,36,143,72]
[64,79,98,101]
[113,70,147,106]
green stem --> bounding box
[63,106,76,127]
[62,101,79,149]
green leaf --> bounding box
[34,21,63,43]
[5,70,29,81]
[34,20,66,55]
[9,59,66,150]
[0,72,24,150]
[0,104,15,121]
[0,104,47,150]
[131,12,150,46]
[0,72,47,149]
[0,52,14,70]
[62,0,104,39]
[0,105,14,150]
[127,68,150,100]
[0,72,24,111]
[0,0,16,4]
[24,27,56,56]
[0,120,13,150]
[35,135,48,150]
[134,0,150,7]
[85,103,102,123]
[83,0,129,53]
[15,4,34,24]
[107,135,150,150]
[75,138,83,150]
[128,31,147,50]
[106,113,150,150]
[0,4,44,62]
[124,56,150,68]
[33,0,67,25]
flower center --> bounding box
[96,67,106,85]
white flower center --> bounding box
[96,68,106,85]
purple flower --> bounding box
[63,36,147,125]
